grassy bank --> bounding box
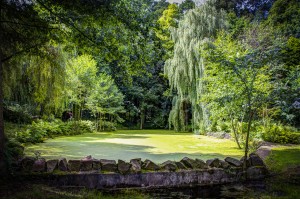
[265,145,300,173]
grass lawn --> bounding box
[25,130,243,162]
[265,145,300,172]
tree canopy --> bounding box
[1,0,300,172]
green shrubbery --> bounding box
[15,120,95,144]
[260,123,300,144]
[206,119,300,146]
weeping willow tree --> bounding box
[3,43,67,116]
[164,0,227,132]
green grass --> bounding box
[25,130,243,162]
[265,145,300,172]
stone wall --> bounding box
[16,154,268,189]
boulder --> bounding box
[249,153,265,167]
[58,158,68,171]
[246,166,268,180]
[160,160,177,172]
[219,160,230,169]
[118,159,131,174]
[81,158,93,171]
[82,155,92,161]
[143,159,160,171]
[92,159,101,170]
[130,159,142,173]
[32,158,46,172]
[195,159,209,169]
[240,156,251,167]
[68,160,81,171]
[180,157,197,169]
[131,158,142,165]
[100,159,117,172]
[206,158,221,168]
[46,159,58,172]
[175,161,187,170]
[21,157,35,171]
[225,157,242,167]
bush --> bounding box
[4,138,25,172]
[3,106,32,124]
[15,120,95,144]
[260,123,300,144]
[66,120,95,135]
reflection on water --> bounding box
[103,177,298,199]
[146,181,266,199]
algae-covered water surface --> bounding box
[25,130,243,162]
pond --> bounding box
[25,130,243,163]
[102,176,299,198]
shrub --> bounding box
[260,123,300,144]
[15,120,95,144]
[66,120,95,135]
[3,106,32,124]
[4,139,24,161]
[4,138,25,172]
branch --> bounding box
[1,43,41,63]
[35,0,98,46]
[0,20,57,29]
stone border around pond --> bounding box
[15,153,268,189]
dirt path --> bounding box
[255,142,279,160]
[256,141,298,160]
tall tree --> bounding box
[86,73,124,131]
[267,0,300,37]
[164,0,226,132]
[0,0,51,173]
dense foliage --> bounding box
[1,0,300,171]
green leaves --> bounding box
[164,0,227,131]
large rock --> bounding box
[219,160,230,169]
[100,159,117,172]
[58,158,68,171]
[195,159,209,169]
[175,161,187,170]
[142,159,160,171]
[81,156,93,171]
[160,160,177,172]
[92,159,101,170]
[68,160,81,171]
[206,158,221,168]
[118,159,131,174]
[82,155,92,160]
[32,158,46,172]
[225,157,242,167]
[46,159,58,172]
[130,159,142,173]
[246,166,268,180]
[240,156,251,167]
[249,153,265,166]
[180,157,197,169]
[21,157,35,171]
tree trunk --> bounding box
[73,104,80,121]
[230,117,242,149]
[99,113,102,131]
[243,106,253,173]
[140,108,145,130]
[0,54,6,174]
